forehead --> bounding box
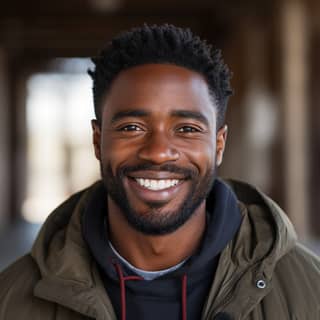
[101,63,216,123]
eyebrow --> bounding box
[171,110,209,127]
[110,109,210,127]
[111,110,149,123]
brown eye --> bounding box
[177,126,200,133]
[120,125,143,131]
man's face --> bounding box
[92,64,227,235]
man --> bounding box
[0,24,320,320]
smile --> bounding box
[135,178,180,191]
[125,174,188,204]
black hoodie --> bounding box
[83,179,242,320]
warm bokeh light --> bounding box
[23,60,100,223]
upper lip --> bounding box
[127,170,186,180]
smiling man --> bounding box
[1,24,320,320]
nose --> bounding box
[137,132,180,164]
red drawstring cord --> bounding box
[114,262,188,320]
[181,274,187,320]
[113,263,143,320]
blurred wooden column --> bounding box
[0,48,10,230]
[281,0,310,238]
[243,21,278,194]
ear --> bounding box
[216,125,228,167]
[91,119,102,161]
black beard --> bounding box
[101,162,216,235]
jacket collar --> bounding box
[31,183,117,319]
[202,180,297,319]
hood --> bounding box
[30,179,297,320]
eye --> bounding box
[176,126,201,133]
[118,124,144,132]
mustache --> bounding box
[118,163,198,179]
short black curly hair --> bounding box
[88,24,233,128]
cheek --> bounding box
[182,140,216,174]
[100,137,137,171]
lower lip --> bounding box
[126,178,186,203]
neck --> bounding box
[107,198,206,271]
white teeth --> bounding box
[135,178,180,190]
[159,180,165,189]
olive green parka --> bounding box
[0,180,320,319]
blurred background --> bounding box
[0,0,320,271]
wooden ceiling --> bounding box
[0,0,275,59]
[0,0,272,17]
[2,0,320,61]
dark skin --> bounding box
[92,64,227,271]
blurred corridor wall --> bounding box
[0,49,10,230]
[0,0,319,240]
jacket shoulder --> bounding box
[264,243,320,319]
[275,243,320,287]
[0,254,51,318]
[0,255,89,320]
[0,254,40,296]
